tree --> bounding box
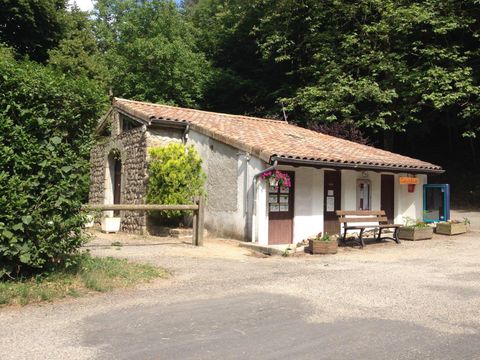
[0,46,108,278]
[94,0,213,107]
[185,0,288,116]
[0,0,67,62]
[252,0,480,149]
[48,5,110,86]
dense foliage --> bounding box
[94,0,212,107]
[147,143,206,220]
[0,0,66,62]
[0,47,107,278]
[48,5,110,85]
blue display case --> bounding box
[423,184,450,223]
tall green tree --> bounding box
[48,4,110,86]
[0,0,67,62]
[95,0,213,107]
[253,0,480,148]
[185,0,287,116]
[189,0,479,153]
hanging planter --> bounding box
[260,170,292,188]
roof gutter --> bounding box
[271,156,444,175]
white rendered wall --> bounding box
[255,180,268,245]
[290,167,324,243]
[394,173,427,224]
[188,130,265,240]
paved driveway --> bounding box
[1,212,480,359]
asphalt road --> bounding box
[1,211,480,360]
[82,292,480,360]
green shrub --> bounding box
[0,46,107,278]
[147,143,206,222]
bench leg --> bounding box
[394,228,400,244]
[359,228,365,248]
[376,227,383,242]
[342,227,348,245]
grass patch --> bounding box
[0,254,168,307]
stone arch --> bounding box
[105,148,124,216]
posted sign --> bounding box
[399,177,419,185]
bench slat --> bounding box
[338,216,388,223]
[336,210,385,216]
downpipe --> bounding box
[251,160,278,243]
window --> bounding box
[120,115,141,132]
[357,179,371,210]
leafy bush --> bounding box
[402,217,429,229]
[0,46,107,278]
[147,143,206,222]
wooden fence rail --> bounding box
[84,196,205,246]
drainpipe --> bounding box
[243,152,251,215]
[182,124,190,144]
[251,160,278,243]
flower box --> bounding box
[436,222,468,235]
[309,239,338,254]
[398,226,433,241]
[101,217,121,233]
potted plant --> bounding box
[309,232,338,254]
[436,218,470,235]
[84,214,95,228]
[101,215,121,233]
[260,170,292,188]
[398,218,433,241]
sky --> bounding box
[68,0,94,12]
[68,0,183,12]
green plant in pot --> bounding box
[309,232,338,254]
[398,217,433,241]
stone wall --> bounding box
[89,111,148,233]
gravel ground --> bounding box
[1,210,479,359]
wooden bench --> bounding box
[336,210,402,248]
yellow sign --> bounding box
[399,177,419,185]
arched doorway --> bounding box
[106,150,122,216]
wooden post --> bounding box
[196,196,205,246]
[192,198,198,246]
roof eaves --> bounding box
[272,156,444,174]
[95,107,114,134]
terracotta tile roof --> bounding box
[113,98,443,173]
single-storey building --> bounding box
[89,98,443,245]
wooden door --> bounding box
[268,172,295,244]
[381,174,395,223]
[113,159,122,216]
[324,170,341,235]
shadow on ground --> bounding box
[82,292,480,360]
